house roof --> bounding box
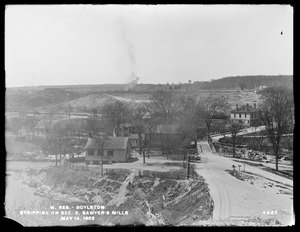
[156,124,180,134]
[129,133,145,140]
[85,136,129,150]
[34,120,60,129]
[231,104,258,114]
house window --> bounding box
[245,114,247,118]
[248,120,250,124]
[88,150,94,156]
[234,114,236,118]
[239,114,241,118]
[251,114,253,118]
[107,150,114,157]
[93,160,100,165]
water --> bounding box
[5,161,55,223]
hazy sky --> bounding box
[5,5,293,87]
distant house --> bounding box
[112,123,134,137]
[84,136,130,165]
[33,119,59,137]
[129,134,144,148]
[254,85,267,93]
[230,103,260,126]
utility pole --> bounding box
[187,155,190,179]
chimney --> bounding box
[247,103,249,111]
[254,103,256,109]
[236,104,238,111]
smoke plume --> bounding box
[118,17,136,72]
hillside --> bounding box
[5,88,86,111]
[43,93,152,113]
[134,75,293,91]
[205,75,293,90]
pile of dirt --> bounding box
[25,166,213,226]
[225,169,255,181]
[225,169,293,197]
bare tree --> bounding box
[219,123,228,139]
[227,121,245,157]
[180,93,198,121]
[85,116,103,136]
[93,134,109,176]
[259,86,294,170]
[41,110,57,139]
[91,107,99,117]
[143,105,160,157]
[23,116,39,141]
[238,82,247,91]
[177,93,199,156]
[65,103,72,119]
[195,96,228,141]
[150,90,182,124]
[129,105,148,163]
[101,100,131,137]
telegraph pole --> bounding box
[187,155,190,179]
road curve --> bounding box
[195,141,293,225]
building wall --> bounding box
[85,149,101,165]
[85,148,128,164]
[104,149,128,162]
[144,133,181,148]
[34,128,46,137]
[231,113,253,125]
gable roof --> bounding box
[34,120,60,129]
[85,136,129,150]
[231,104,258,114]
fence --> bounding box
[63,159,199,180]
[136,168,198,180]
[63,160,89,171]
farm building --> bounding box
[144,124,181,149]
[84,136,130,165]
[129,134,145,148]
[230,103,260,126]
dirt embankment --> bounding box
[24,166,213,226]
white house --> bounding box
[84,136,130,165]
[230,103,260,126]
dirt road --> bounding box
[195,141,294,225]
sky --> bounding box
[5,5,293,87]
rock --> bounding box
[192,215,199,220]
